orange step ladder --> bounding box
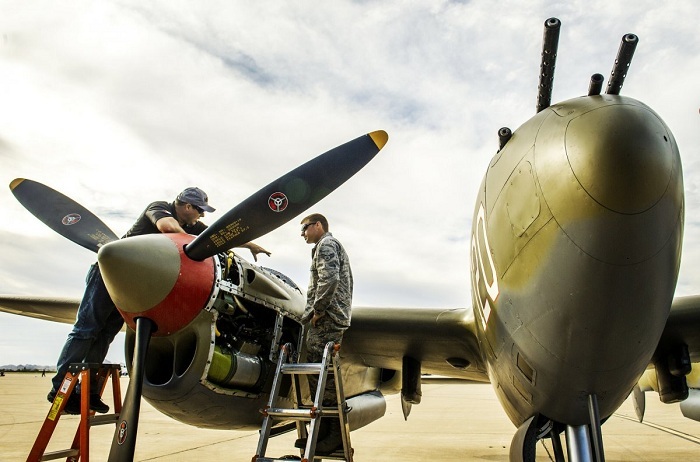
[27,363,123,462]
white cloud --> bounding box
[1,0,699,366]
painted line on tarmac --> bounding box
[613,413,700,445]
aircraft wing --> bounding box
[342,306,489,382]
[656,295,700,362]
[0,294,490,381]
[0,295,80,325]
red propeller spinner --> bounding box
[98,233,215,335]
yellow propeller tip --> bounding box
[9,178,26,190]
[369,130,389,150]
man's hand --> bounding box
[311,310,326,327]
[243,242,271,262]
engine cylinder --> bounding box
[208,345,265,389]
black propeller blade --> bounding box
[10,178,119,253]
[108,317,154,462]
[184,130,388,261]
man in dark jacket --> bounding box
[48,187,270,414]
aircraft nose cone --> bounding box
[98,234,181,315]
[566,103,674,214]
[537,97,683,265]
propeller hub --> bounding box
[98,233,215,335]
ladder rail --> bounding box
[331,347,353,462]
[255,343,292,459]
[302,341,334,461]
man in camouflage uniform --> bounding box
[299,213,353,454]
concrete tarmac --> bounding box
[2,372,700,461]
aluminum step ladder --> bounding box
[27,363,122,462]
[253,342,353,462]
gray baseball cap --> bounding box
[177,187,215,212]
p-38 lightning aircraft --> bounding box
[2,17,700,462]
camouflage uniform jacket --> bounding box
[303,232,353,328]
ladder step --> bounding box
[314,450,351,460]
[89,413,120,426]
[254,458,302,462]
[281,363,327,374]
[254,449,349,462]
[263,407,335,420]
[39,448,80,461]
[265,406,341,419]
[264,408,315,420]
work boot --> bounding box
[294,418,330,449]
[89,394,109,413]
[47,390,81,415]
[315,419,343,455]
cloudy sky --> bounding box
[1,0,699,366]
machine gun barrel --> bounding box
[588,73,604,96]
[606,34,638,95]
[536,17,561,113]
[498,127,512,151]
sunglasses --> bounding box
[192,204,204,214]
[301,222,317,232]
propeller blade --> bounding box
[108,317,155,462]
[10,178,119,253]
[185,130,388,261]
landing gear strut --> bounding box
[510,394,606,462]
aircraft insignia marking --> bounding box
[268,192,288,212]
[61,213,81,226]
[472,203,499,330]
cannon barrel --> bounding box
[606,34,638,95]
[536,17,561,113]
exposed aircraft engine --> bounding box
[122,246,307,429]
[119,245,388,431]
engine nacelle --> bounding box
[680,389,700,422]
[346,391,387,431]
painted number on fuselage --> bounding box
[471,203,499,330]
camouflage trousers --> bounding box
[306,317,346,405]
